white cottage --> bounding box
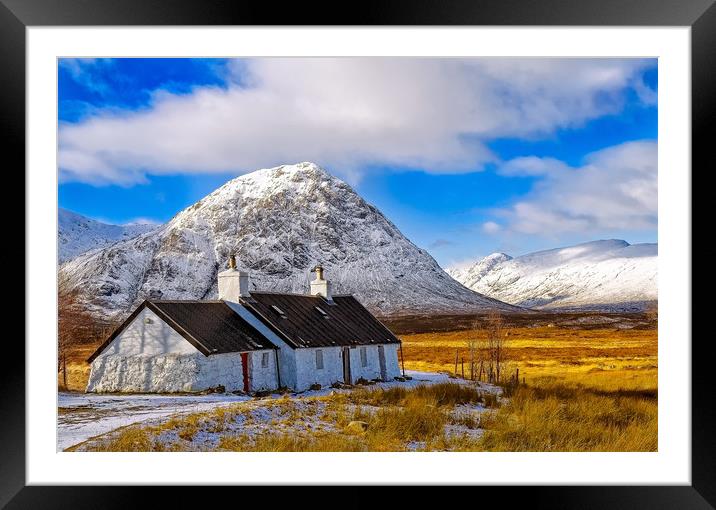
[85,300,279,393]
[86,259,403,393]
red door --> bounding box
[241,353,250,393]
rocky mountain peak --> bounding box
[60,163,521,319]
[448,240,657,311]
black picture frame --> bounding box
[3,0,710,506]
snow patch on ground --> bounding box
[57,393,251,451]
[58,370,500,451]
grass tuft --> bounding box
[478,382,657,452]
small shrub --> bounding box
[349,382,484,408]
[94,427,158,452]
[369,397,446,442]
[481,392,500,408]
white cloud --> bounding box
[58,58,656,185]
[59,59,116,97]
[122,217,161,226]
[497,156,571,177]
[482,221,502,234]
[492,140,657,235]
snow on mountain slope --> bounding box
[447,240,657,311]
[60,163,521,319]
[58,208,158,263]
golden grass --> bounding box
[68,322,658,452]
[78,383,469,452]
[58,343,100,392]
[400,326,657,391]
[88,426,162,452]
[347,382,490,408]
[398,326,657,452]
[477,382,657,451]
[60,326,657,392]
[80,373,656,452]
[215,387,457,452]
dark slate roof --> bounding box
[240,292,401,349]
[87,300,277,362]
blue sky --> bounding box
[58,58,657,267]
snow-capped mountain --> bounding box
[58,208,158,263]
[59,163,521,319]
[447,240,657,311]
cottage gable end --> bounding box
[91,307,199,360]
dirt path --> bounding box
[57,393,253,451]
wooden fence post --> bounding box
[461,358,465,379]
[454,350,459,377]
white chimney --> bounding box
[310,264,333,302]
[218,254,250,302]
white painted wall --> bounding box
[249,350,279,392]
[87,349,281,393]
[349,345,382,381]
[86,351,245,393]
[294,346,344,391]
[194,352,245,391]
[86,306,280,393]
[224,301,297,390]
[345,344,401,382]
[96,308,198,357]
[383,344,402,379]
[280,343,402,391]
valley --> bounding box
[60,310,657,452]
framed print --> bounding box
[3,0,712,506]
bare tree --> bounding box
[467,319,480,380]
[473,310,510,384]
[57,275,106,389]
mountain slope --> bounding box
[60,162,521,318]
[447,240,657,311]
[58,208,157,263]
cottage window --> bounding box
[360,347,367,367]
[261,352,269,368]
[315,349,324,370]
[271,305,287,318]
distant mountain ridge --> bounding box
[58,208,157,263]
[448,239,657,311]
[59,162,522,319]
